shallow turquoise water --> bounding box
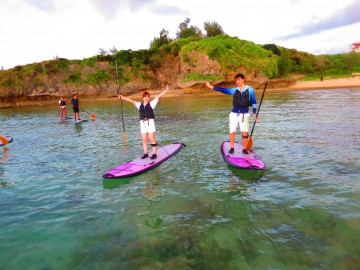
[1,88,360,269]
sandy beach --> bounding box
[141,77,360,98]
[287,77,360,91]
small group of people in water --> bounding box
[58,94,81,121]
[118,73,258,160]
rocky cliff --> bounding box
[0,54,295,108]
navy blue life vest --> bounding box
[59,100,66,106]
[71,98,79,108]
[139,103,155,120]
[233,89,251,108]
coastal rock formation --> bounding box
[0,55,295,108]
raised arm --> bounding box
[155,85,169,100]
[118,95,136,107]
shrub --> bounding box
[63,71,82,85]
[85,69,110,85]
[181,72,223,82]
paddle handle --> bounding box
[249,82,268,137]
[115,60,126,134]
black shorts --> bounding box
[73,107,79,113]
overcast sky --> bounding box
[1,0,360,70]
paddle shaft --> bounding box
[249,82,268,138]
[115,60,126,135]
[80,108,96,118]
[80,108,90,114]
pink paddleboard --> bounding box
[103,142,184,179]
[221,141,265,170]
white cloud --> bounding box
[1,0,359,70]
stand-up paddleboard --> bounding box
[103,142,185,179]
[0,136,13,146]
[63,117,88,123]
[221,141,265,170]
[74,119,88,123]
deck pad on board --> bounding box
[221,141,265,170]
[103,142,184,179]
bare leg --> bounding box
[242,132,249,149]
[229,132,235,148]
[141,133,148,154]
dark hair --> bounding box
[142,91,150,98]
[235,73,245,80]
[73,94,77,97]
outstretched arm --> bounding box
[205,81,236,95]
[118,95,136,107]
[155,85,169,100]
[205,81,214,89]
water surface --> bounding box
[1,88,359,269]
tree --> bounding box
[149,29,172,50]
[179,18,190,31]
[204,21,225,37]
[109,46,118,55]
[347,51,357,72]
[278,48,291,77]
[262,44,281,56]
[176,18,202,39]
[98,48,109,56]
[314,55,327,74]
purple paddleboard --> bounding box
[0,136,13,146]
[103,142,184,179]
[221,141,265,170]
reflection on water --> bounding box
[0,89,360,269]
[103,177,133,189]
[228,166,265,181]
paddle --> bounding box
[80,108,96,119]
[245,82,268,151]
[115,59,127,149]
[0,135,9,145]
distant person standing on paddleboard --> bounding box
[118,85,169,160]
[58,97,67,119]
[70,94,80,121]
[205,73,258,154]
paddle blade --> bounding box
[89,113,96,119]
[245,137,253,151]
[0,136,9,145]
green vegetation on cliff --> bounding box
[180,35,278,79]
[1,18,360,100]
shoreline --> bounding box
[129,77,360,98]
[1,77,359,108]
